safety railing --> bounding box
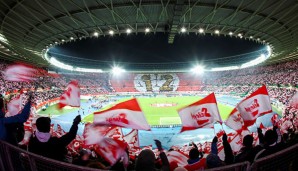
[1,140,298,171]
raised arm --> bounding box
[58,115,81,147]
[3,99,31,124]
[222,133,234,164]
[155,140,170,171]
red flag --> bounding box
[178,93,222,132]
[271,114,279,126]
[202,142,212,154]
[54,124,66,138]
[166,151,189,167]
[105,126,124,141]
[259,123,265,129]
[7,95,22,116]
[93,98,150,130]
[225,108,245,132]
[123,129,139,148]
[94,137,127,166]
[83,123,107,145]
[3,64,37,82]
[58,80,80,109]
[236,85,272,127]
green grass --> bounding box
[82,96,233,125]
[37,99,87,116]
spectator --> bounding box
[28,115,81,161]
[135,140,170,171]
[0,94,31,141]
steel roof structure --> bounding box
[0,0,298,68]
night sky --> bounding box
[49,33,265,69]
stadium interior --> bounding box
[0,0,298,171]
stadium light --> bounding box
[61,39,65,42]
[93,32,99,37]
[70,37,74,40]
[181,27,186,33]
[191,65,204,74]
[126,29,132,34]
[229,32,233,35]
[112,66,125,75]
[145,28,150,33]
[249,36,253,39]
[257,38,260,41]
[238,33,242,37]
[109,30,114,35]
[55,41,58,44]
[198,28,204,33]
[214,30,220,34]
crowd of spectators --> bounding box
[0,59,298,170]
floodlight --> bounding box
[61,39,65,42]
[257,38,260,41]
[181,27,186,33]
[145,28,150,33]
[109,30,114,35]
[70,37,74,40]
[198,28,204,33]
[126,29,132,34]
[238,33,242,37]
[112,66,125,75]
[55,41,58,44]
[191,65,204,74]
[50,44,52,46]
[229,32,233,35]
[93,32,99,37]
[214,30,220,34]
[249,36,253,39]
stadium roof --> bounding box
[0,0,298,68]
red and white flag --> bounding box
[166,151,189,167]
[178,93,222,132]
[94,137,128,166]
[202,141,212,154]
[58,80,80,109]
[271,114,279,126]
[236,85,272,127]
[123,129,139,148]
[93,98,150,130]
[83,123,107,145]
[7,94,22,116]
[105,126,124,141]
[3,64,37,82]
[225,108,245,132]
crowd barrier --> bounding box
[1,140,298,171]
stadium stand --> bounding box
[0,59,298,170]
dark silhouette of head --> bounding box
[264,130,278,145]
[135,149,155,171]
[36,117,51,133]
[243,135,254,148]
[189,148,200,160]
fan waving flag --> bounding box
[178,93,222,132]
[58,80,80,109]
[3,64,37,82]
[236,85,272,127]
[7,94,22,116]
[93,98,150,130]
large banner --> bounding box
[133,74,180,92]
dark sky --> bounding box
[49,33,265,69]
